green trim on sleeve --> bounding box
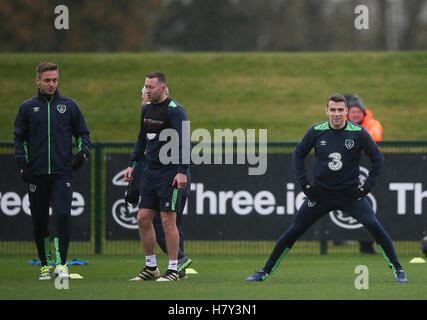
[345,122,362,131]
[314,121,330,131]
[168,100,178,108]
[77,136,83,152]
[23,140,29,164]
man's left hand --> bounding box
[72,151,88,170]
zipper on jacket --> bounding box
[45,97,52,174]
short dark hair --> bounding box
[146,71,166,84]
[36,62,58,78]
[326,93,347,108]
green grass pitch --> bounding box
[0,253,425,300]
[1,52,427,305]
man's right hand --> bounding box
[302,183,322,202]
[124,167,134,181]
[19,165,32,183]
[349,185,370,201]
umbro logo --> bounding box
[146,133,157,140]
[33,106,40,112]
[320,140,327,146]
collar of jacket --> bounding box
[37,88,60,101]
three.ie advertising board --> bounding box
[1,153,426,242]
[105,153,427,242]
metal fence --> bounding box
[0,141,426,256]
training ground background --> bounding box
[0,52,426,302]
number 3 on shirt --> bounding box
[328,152,343,171]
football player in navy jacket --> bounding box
[14,62,90,280]
[247,94,407,283]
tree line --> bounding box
[0,0,425,52]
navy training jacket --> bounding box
[293,120,384,193]
[14,89,91,175]
[128,97,190,175]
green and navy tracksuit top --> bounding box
[293,120,384,193]
[129,97,189,175]
[14,89,91,175]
